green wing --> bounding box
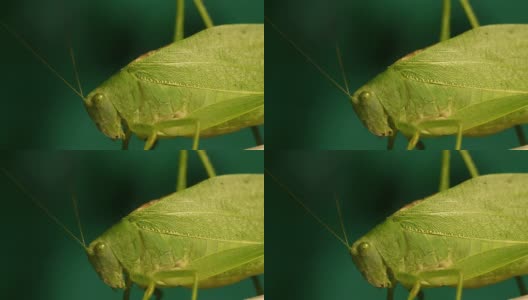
[126,24,264,95]
[126,174,263,244]
[392,25,528,93]
[392,174,528,242]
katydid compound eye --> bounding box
[94,94,104,102]
[358,242,370,253]
[95,242,106,252]
[359,91,371,102]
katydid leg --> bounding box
[251,126,263,146]
[439,150,451,192]
[251,276,263,295]
[122,129,132,150]
[515,126,527,146]
[142,282,156,300]
[174,0,185,42]
[196,150,216,177]
[154,288,163,300]
[516,277,528,295]
[440,0,451,41]
[177,150,189,191]
[386,286,395,300]
[193,0,214,29]
[408,281,421,300]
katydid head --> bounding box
[86,239,126,289]
[350,88,394,137]
[84,90,126,140]
[349,239,392,288]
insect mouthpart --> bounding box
[83,92,126,140]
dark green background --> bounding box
[1,151,263,299]
[266,151,528,299]
[0,0,263,149]
[267,0,528,149]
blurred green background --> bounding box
[0,151,263,299]
[0,0,263,149]
[266,0,528,149]
[266,151,528,299]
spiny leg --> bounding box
[251,276,264,295]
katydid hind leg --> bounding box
[516,276,528,295]
[440,0,451,42]
[251,276,264,295]
[122,129,132,150]
[251,126,263,146]
[193,0,214,29]
[154,288,163,300]
[142,282,156,300]
[174,0,185,42]
[196,150,216,178]
[150,269,199,300]
[407,281,421,300]
[515,126,527,146]
[177,150,189,191]
[386,286,395,300]
[144,132,159,150]
[439,150,451,192]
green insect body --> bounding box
[351,173,528,299]
[351,24,528,147]
[85,24,264,148]
[85,174,264,299]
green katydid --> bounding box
[267,152,528,300]
[268,0,528,149]
[1,0,263,150]
[2,151,264,300]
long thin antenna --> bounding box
[69,46,84,98]
[335,44,350,95]
[266,169,349,248]
[0,21,84,100]
[1,168,87,249]
[72,193,86,247]
[334,192,350,246]
[266,17,350,97]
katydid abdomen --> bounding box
[351,24,528,142]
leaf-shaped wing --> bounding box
[127,174,263,244]
[392,174,528,243]
[392,25,528,94]
[127,24,264,95]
